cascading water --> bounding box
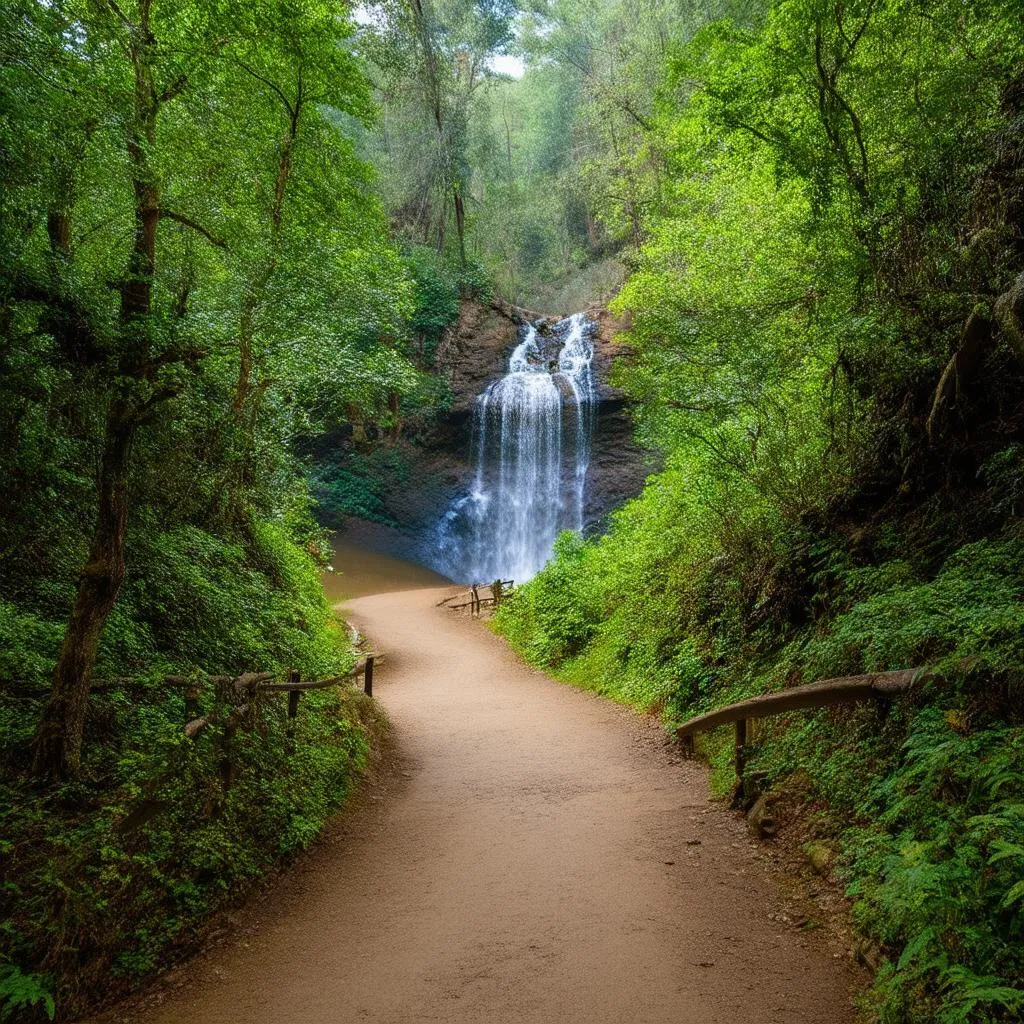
[431,313,596,583]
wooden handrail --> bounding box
[233,671,276,694]
[116,653,383,833]
[257,656,379,692]
[438,580,513,601]
[676,668,931,779]
[91,673,236,692]
[255,675,348,694]
[183,657,378,734]
[447,597,504,610]
[676,669,924,738]
[439,579,515,614]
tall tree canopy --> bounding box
[1,0,417,778]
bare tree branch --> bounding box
[234,59,295,118]
[159,73,188,103]
[158,210,228,249]
[98,0,134,32]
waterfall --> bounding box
[431,313,596,583]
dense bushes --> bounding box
[0,304,381,1022]
[404,245,492,365]
[310,449,412,528]
[0,684,383,1024]
[0,471,387,1024]
[843,711,1024,1024]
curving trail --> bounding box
[126,584,860,1024]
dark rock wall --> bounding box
[577,306,654,532]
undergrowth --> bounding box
[309,447,412,529]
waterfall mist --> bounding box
[430,313,597,583]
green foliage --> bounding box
[309,448,411,528]
[405,246,462,363]
[842,711,1024,1024]
[493,533,599,666]
[0,487,367,1022]
[360,0,712,310]
[800,539,1024,680]
[117,520,349,680]
[0,683,384,1022]
[356,0,517,271]
[454,256,493,303]
[400,244,490,367]
[0,966,55,1023]
[0,477,373,1018]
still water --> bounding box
[321,532,451,603]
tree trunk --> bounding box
[47,210,71,258]
[926,309,994,442]
[232,82,301,420]
[232,292,258,417]
[407,0,449,259]
[31,403,136,778]
[388,392,402,439]
[46,123,93,266]
[454,190,467,269]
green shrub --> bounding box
[403,246,462,365]
[493,533,599,667]
[0,500,376,1022]
[843,710,1024,1024]
[0,965,54,1023]
[309,448,410,528]
[0,681,383,1023]
[800,539,1024,679]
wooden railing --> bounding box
[112,655,379,835]
[180,655,377,740]
[676,668,929,779]
[439,579,515,616]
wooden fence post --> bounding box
[492,579,503,608]
[286,669,301,753]
[470,584,479,617]
[184,682,201,721]
[735,717,747,780]
[364,655,374,697]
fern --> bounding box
[0,965,55,1023]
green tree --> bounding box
[359,0,516,264]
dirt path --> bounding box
[124,586,861,1024]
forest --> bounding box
[1,0,1023,1022]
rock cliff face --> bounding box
[317,299,653,566]
[437,299,632,418]
[422,299,650,528]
